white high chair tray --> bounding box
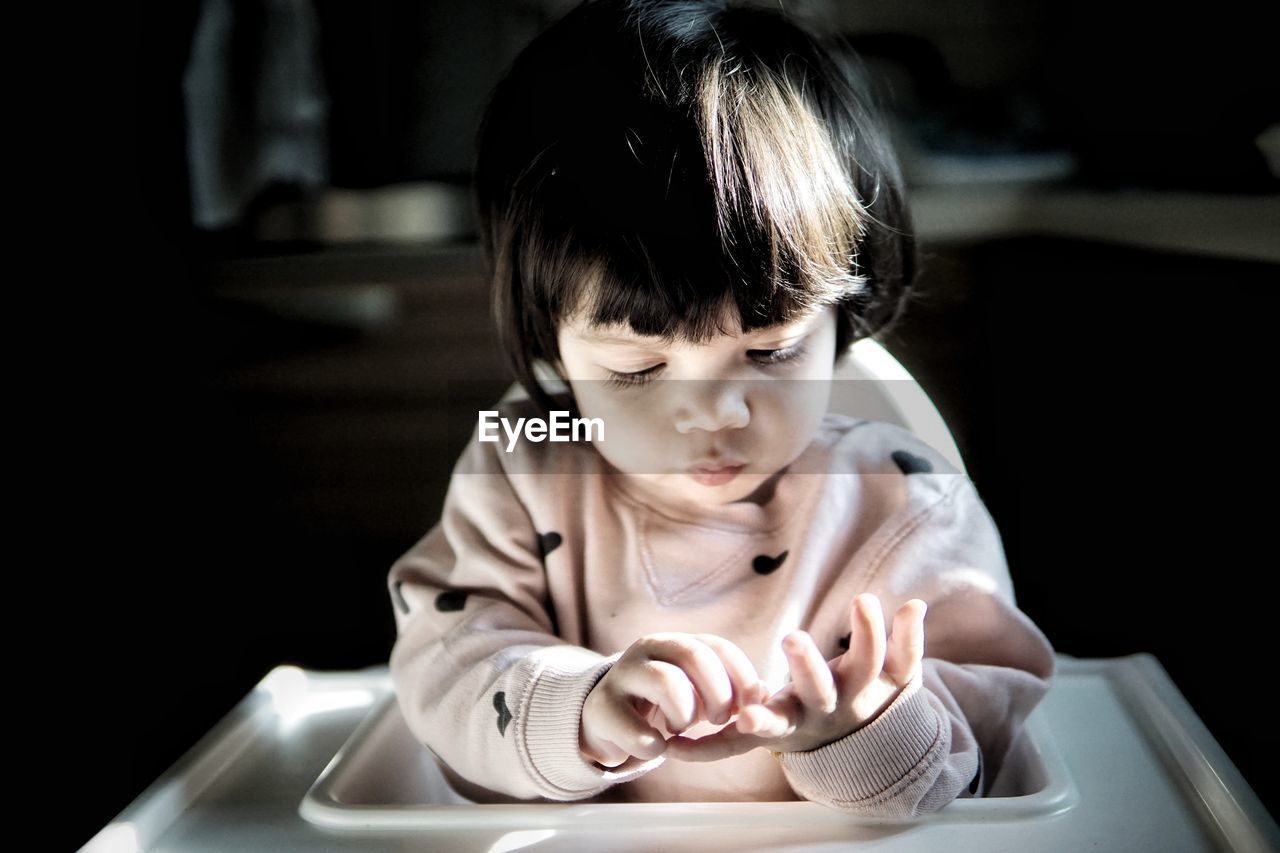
[85,655,1278,853]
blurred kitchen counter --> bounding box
[239,180,1280,266]
[911,184,1280,263]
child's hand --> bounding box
[664,594,927,762]
[580,632,768,767]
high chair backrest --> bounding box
[502,338,966,475]
[830,338,967,475]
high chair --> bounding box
[829,338,966,475]
[82,340,1277,853]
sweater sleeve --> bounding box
[776,473,1055,817]
[387,434,664,801]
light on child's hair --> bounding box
[79,821,140,853]
[487,829,557,852]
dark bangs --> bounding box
[476,0,915,414]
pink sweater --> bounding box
[388,394,1055,816]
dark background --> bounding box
[100,1,1277,848]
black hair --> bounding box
[474,0,915,415]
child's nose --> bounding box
[673,381,750,434]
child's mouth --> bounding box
[688,463,745,486]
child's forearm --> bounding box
[391,613,637,800]
[770,465,1056,816]
[390,547,665,800]
[385,432,672,800]
[777,649,1054,817]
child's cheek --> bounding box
[573,389,669,472]
[754,380,830,442]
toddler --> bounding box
[388,0,1054,817]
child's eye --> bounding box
[749,343,808,367]
[601,345,805,388]
[604,364,664,389]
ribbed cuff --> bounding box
[519,646,665,799]
[777,680,945,809]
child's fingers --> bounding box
[638,634,737,726]
[583,733,640,767]
[782,631,837,714]
[692,633,768,710]
[884,599,927,686]
[612,658,699,733]
[673,635,742,724]
[663,725,760,763]
[735,695,797,738]
[837,594,887,688]
[583,693,667,763]
[666,691,798,763]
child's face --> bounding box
[556,304,837,509]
